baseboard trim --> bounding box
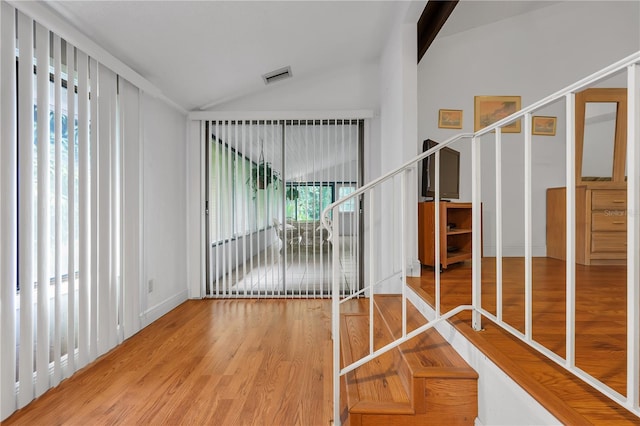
[140,289,189,328]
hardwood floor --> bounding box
[5,257,638,425]
[408,257,639,425]
[4,299,360,426]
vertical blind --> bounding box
[205,119,362,298]
[0,4,141,420]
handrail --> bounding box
[322,49,640,229]
[328,49,640,425]
[320,132,474,233]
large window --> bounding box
[16,67,80,292]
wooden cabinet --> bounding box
[546,187,627,265]
[418,202,478,269]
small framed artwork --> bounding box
[438,109,463,129]
[474,95,521,133]
[532,116,557,136]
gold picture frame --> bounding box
[532,116,557,136]
[438,109,463,129]
[474,96,521,133]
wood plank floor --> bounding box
[408,257,639,425]
[4,299,364,426]
[6,257,639,425]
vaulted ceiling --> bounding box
[46,0,407,112]
[43,1,557,113]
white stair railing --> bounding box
[324,50,640,425]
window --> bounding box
[338,185,356,212]
[285,183,334,221]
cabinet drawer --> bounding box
[591,190,626,210]
[592,211,626,231]
[591,232,626,253]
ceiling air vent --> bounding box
[262,66,292,85]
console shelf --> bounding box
[418,202,480,270]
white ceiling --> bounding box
[42,0,558,113]
[45,0,409,112]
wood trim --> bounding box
[417,1,458,63]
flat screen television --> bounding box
[421,139,460,200]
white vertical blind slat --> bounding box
[120,78,141,340]
[17,12,35,409]
[112,75,121,344]
[35,21,51,399]
[241,121,248,297]
[89,57,98,362]
[233,123,240,296]
[248,122,254,295]
[269,121,276,296]
[214,121,220,296]
[224,122,231,296]
[66,40,76,376]
[52,33,63,387]
[108,68,119,348]
[76,49,90,369]
[0,3,18,420]
[96,63,114,356]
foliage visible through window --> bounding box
[285,184,333,221]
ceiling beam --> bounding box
[417,0,459,63]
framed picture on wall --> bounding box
[532,116,557,136]
[474,95,521,133]
[438,109,463,129]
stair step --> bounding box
[373,295,478,378]
[340,296,478,425]
[340,313,414,416]
[373,295,477,423]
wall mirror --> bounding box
[575,88,627,187]
[581,102,617,179]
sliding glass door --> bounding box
[204,119,362,298]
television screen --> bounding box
[421,139,460,200]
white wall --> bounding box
[374,1,424,293]
[210,61,380,111]
[418,0,640,256]
[141,94,188,325]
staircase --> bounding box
[326,50,640,425]
[339,295,477,425]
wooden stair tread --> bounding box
[340,300,478,425]
[407,280,594,426]
[373,295,477,379]
[340,313,414,414]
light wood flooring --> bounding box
[6,257,639,425]
[3,299,368,426]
